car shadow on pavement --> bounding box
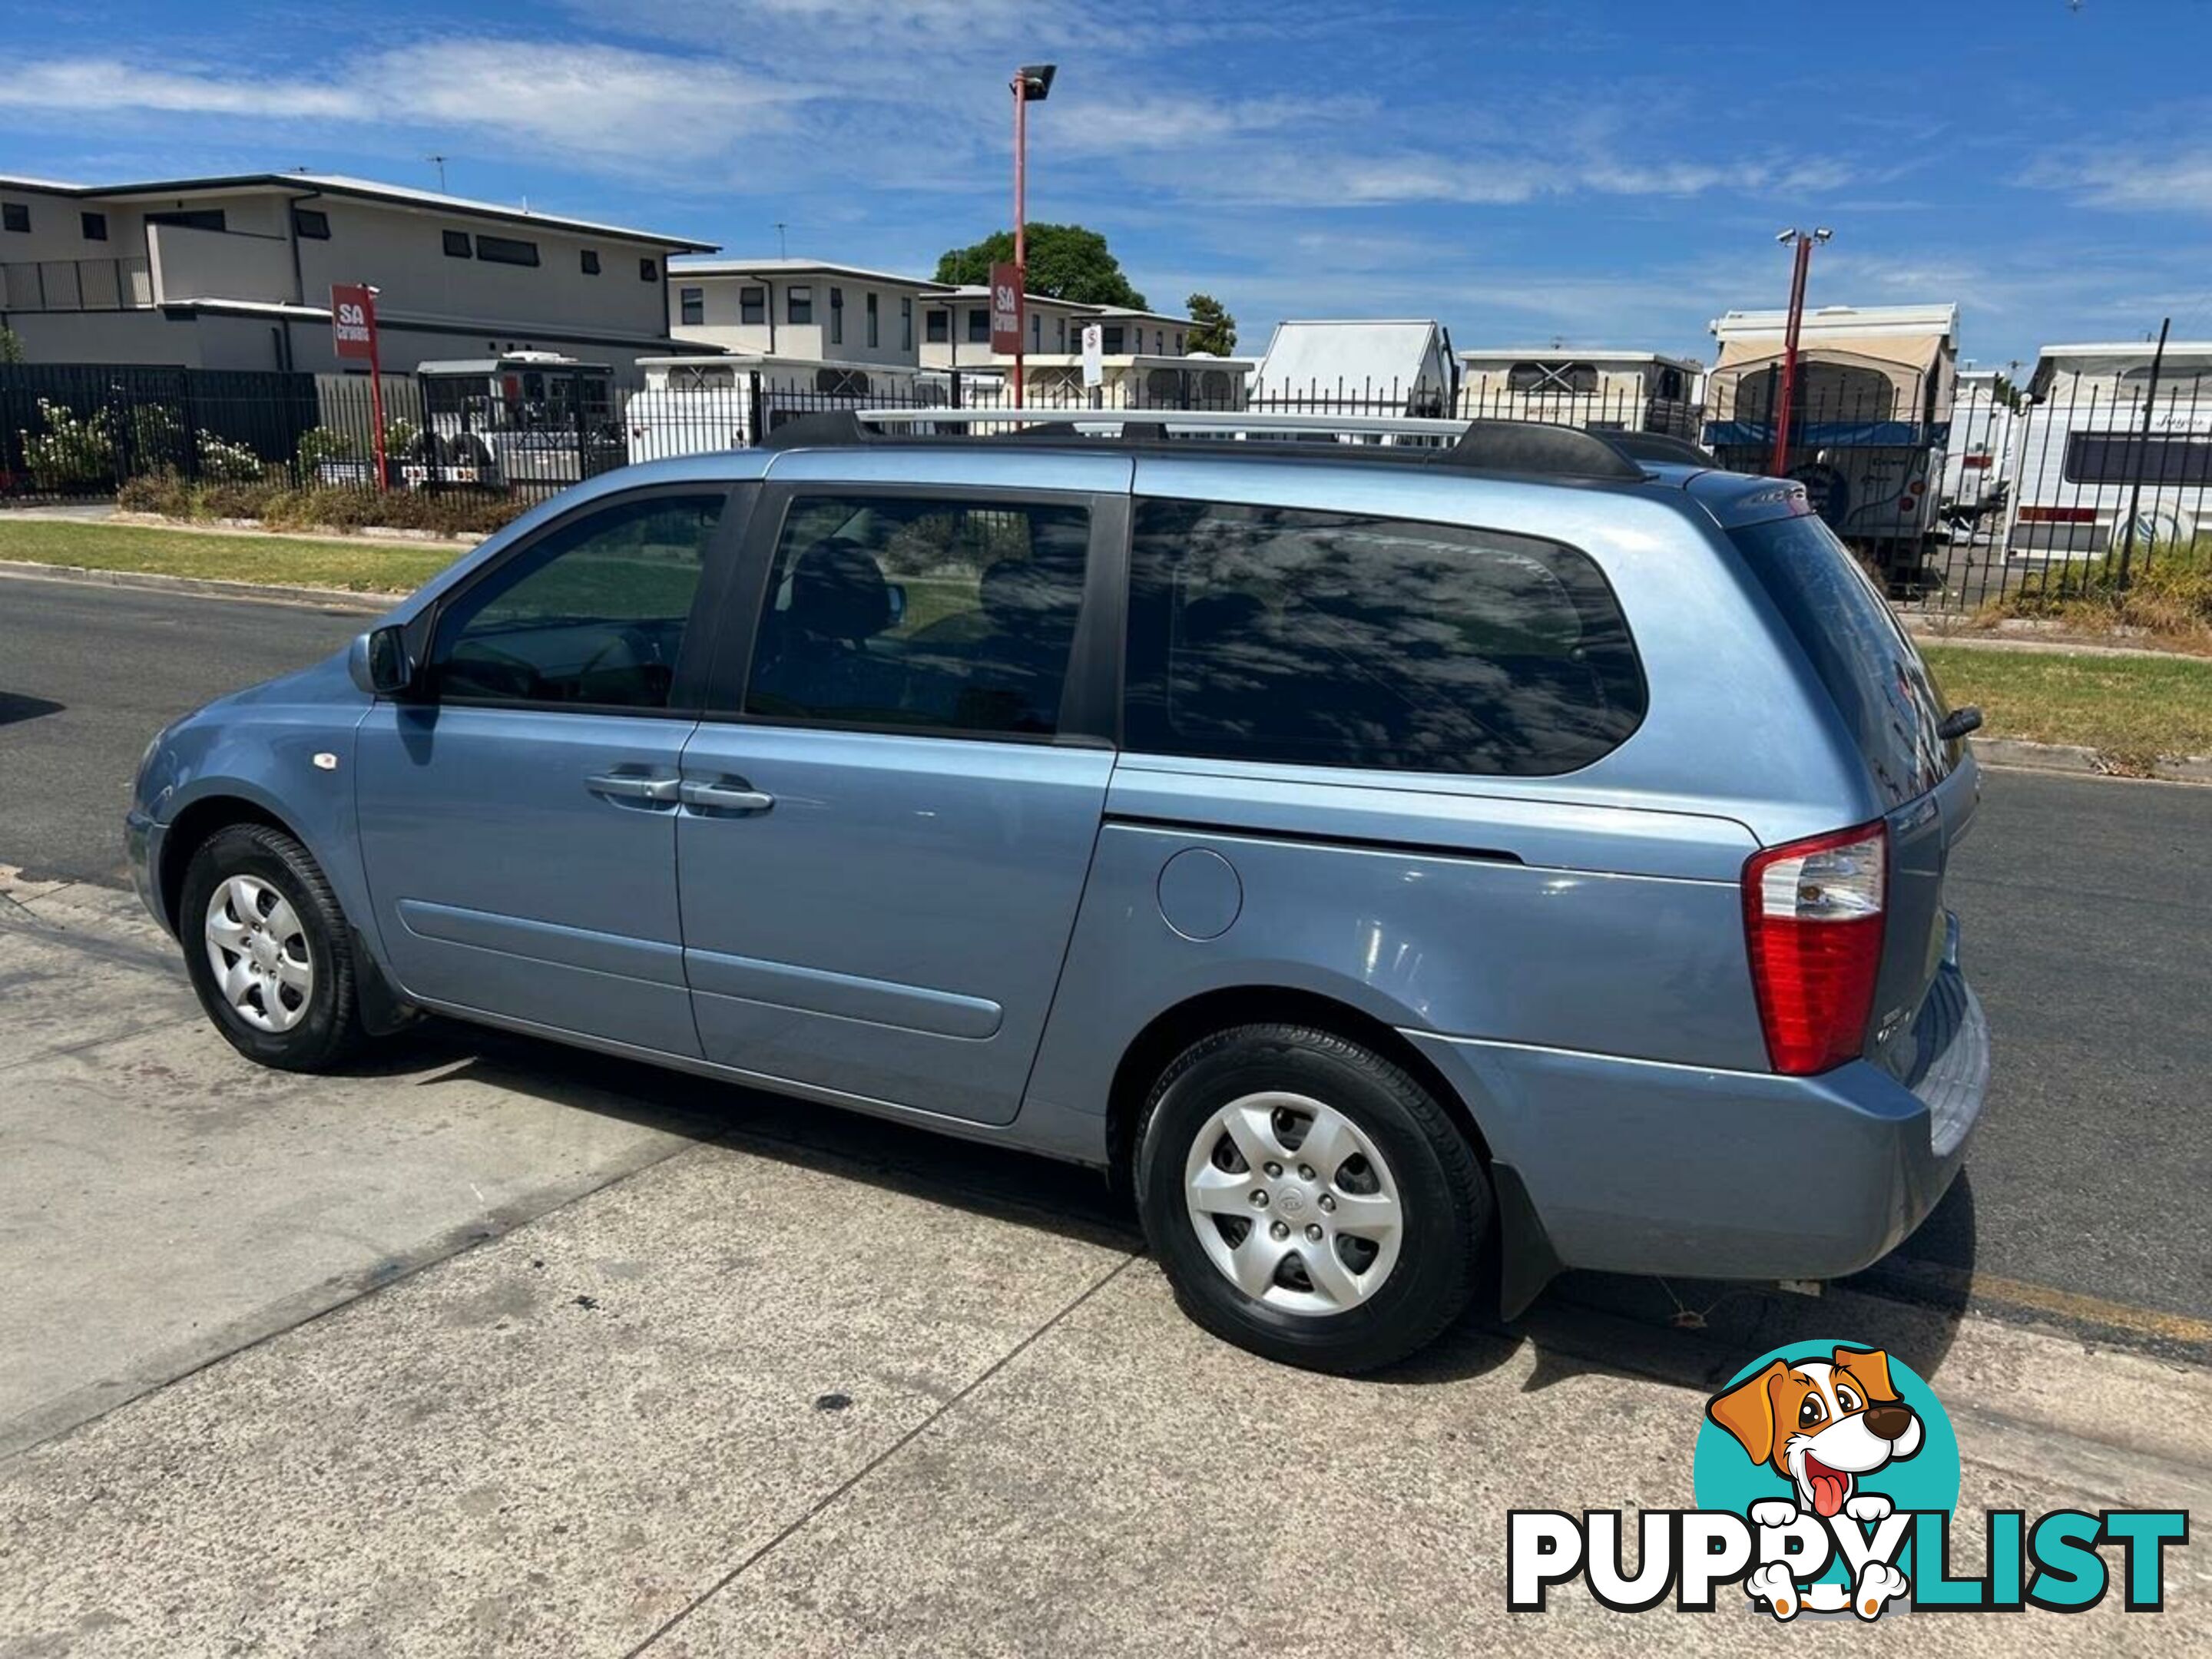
[0,691,65,726]
[380,1018,1976,1396]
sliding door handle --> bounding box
[680,780,775,814]
[587,771,680,803]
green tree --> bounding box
[0,324,23,364]
[1185,293,1237,356]
[935,224,1147,310]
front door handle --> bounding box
[680,779,775,814]
[588,770,680,804]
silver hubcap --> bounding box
[203,875,312,1033]
[1183,1091,1405,1316]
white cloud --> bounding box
[2037,147,2212,213]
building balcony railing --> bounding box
[0,257,154,313]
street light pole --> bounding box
[1770,226,1831,478]
[1011,64,1056,411]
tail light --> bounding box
[1743,822,1888,1075]
[2018,506,2098,524]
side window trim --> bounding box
[415,482,753,718]
[701,480,1123,748]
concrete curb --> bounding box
[1906,628,2202,662]
[0,560,392,614]
[1971,735,2212,784]
[106,511,482,548]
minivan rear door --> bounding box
[1728,511,1978,1058]
[674,453,1131,1126]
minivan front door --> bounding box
[677,469,1127,1124]
[354,488,737,1057]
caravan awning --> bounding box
[1712,334,1946,377]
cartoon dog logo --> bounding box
[1707,1346,1922,1620]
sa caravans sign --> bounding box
[988,262,1023,357]
[329,283,379,362]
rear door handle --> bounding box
[680,779,775,814]
[588,770,680,804]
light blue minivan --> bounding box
[127,414,1989,1373]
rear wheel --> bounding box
[180,823,368,1072]
[1134,1023,1489,1373]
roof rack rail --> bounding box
[766,407,1650,482]
[1601,430,1718,468]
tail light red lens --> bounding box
[1743,822,1888,1075]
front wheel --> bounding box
[179,822,368,1072]
[1134,1024,1490,1374]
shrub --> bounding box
[294,426,357,472]
[117,475,528,538]
[1979,535,2212,646]
[195,430,266,482]
[19,399,114,489]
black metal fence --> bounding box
[8,359,2206,618]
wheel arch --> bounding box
[158,790,303,933]
[1104,985,1496,1197]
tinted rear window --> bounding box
[1730,513,1956,806]
[1125,498,1645,776]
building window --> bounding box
[443,230,473,259]
[789,284,813,324]
[1175,332,1185,353]
[1154,329,1164,353]
[1057,317,1068,352]
[926,308,949,343]
[1031,312,1041,352]
[741,286,767,325]
[581,249,601,275]
[82,210,110,241]
[680,286,704,326]
[640,257,659,282]
[1102,325,1126,354]
[476,234,540,267]
[829,285,843,345]
[967,306,991,343]
[290,207,329,240]
[901,296,913,351]
[147,209,227,232]
[867,291,879,349]
[2,203,28,233]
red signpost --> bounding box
[330,283,387,491]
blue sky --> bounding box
[5,0,2209,366]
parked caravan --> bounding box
[624,356,932,463]
[412,353,621,489]
[2005,341,2212,561]
[1703,304,1958,545]
[1455,349,1700,438]
[1938,369,2020,538]
[1250,320,1457,418]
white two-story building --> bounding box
[667,259,955,368]
[0,171,716,371]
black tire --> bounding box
[1134,1023,1490,1375]
[178,822,368,1072]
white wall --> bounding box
[673,273,926,366]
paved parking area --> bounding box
[3,876,2209,1656]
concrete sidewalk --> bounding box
[2,877,2205,1656]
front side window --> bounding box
[744,494,1091,737]
[1124,499,1645,776]
[740,285,766,325]
[430,493,724,710]
[789,284,813,324]
[679,286,704,326]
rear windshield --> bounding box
[1730,513,1957,806]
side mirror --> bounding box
[349,625,416,697]
[884,582,908,628]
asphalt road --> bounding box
[3,569,2207,1354]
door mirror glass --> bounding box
[353,625,415,696]
[884,582,907,628]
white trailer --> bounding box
[2005,341,2212,561]
[1455,349,1700,438]
[412,352,621,488]
[624,356,933,463]
[1703,303,1959,545]
[1250,320,1457,417]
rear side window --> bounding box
[1124,499,1645,776]
[1730,512,1955,806]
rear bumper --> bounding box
[1404,959,1989,1288]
